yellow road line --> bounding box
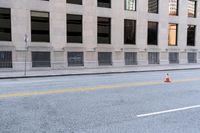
[0,77,200,99]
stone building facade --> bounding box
[0,0,199,71]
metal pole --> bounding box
[24,34,28,76]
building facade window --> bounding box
[148,22,158,45]
[98,0,111,8]
[187,25,196,46]
[66,0,82,5]
[169,52,179,64]
[169,0,178,16]
[124,19,136,44]
[125,52,137,65]
[98,52,112,66]
[125,0,136,11]
[32,52,51,67]
[31,11,50,42]
[0,51,12,68]
[68,52,84,66]
[0,8,11,41]
[168,24,178,46]
[67,14,82,43]
[97,17,111,44]
[188,52,197,63]
[148,52,159,64]
[188,0,197,17]
[148,0,159,13]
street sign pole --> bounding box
[24,34,28,76]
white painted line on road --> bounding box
[137,105,200,118]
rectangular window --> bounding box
[169,0,178,16]
[0,51,12,68]
[67,0,82,5]
[188,52,197,63]
[148,0,159,13]
[32,52,51,67]
[68,52,84,66]
[31,11,50,42]
[125,0,136,11]
[148,22,158,45]
[125,52,137,65]
[124,19,136,44]
[0,8,11,41]
[188,0,197,17]
[169,52,179,64]
[97,17,111,44]
[148,52,159,64]
[98,52,112,66]
[187,25,196,46]
[168,24,178,46]
[67,14,82,43]
[98,0,111,8]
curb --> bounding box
[0,67,200,79]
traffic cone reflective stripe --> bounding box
[165,73,171,83]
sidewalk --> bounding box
[0,64,200,79]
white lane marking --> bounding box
[137,105,200,118]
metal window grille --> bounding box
[125,52,137,65]
[32,52,51,67]
[98,52,112,66]
[188,52,197,63]
[148,52,159,64]
[0,51,12,68]
[169,52,179,64]
[68,52,84,66]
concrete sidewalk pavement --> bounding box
[0,64,200,79]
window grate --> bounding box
[169,52,179,64]
[68,52,84,66]
[188,52,197,63]
[148,52,159,64]
[32,52,51,67]
[125,52,137,65]
[98,52,112,66]
[0,51,12,68]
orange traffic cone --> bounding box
[164,73,171,83]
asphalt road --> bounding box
[0,69,200,133]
